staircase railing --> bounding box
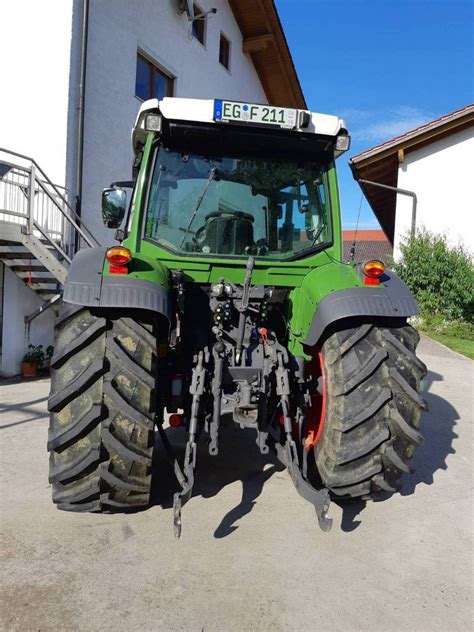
[0,148,100,262]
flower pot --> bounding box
[21,361,38,378]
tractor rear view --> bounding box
[47,97,426,534]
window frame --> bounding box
[191,3,206,46]
[219,32,231,71]
[135,52,174,102]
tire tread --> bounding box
[47,306,158,512]
[314,322,426,498]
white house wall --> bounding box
[394,127,474,258]
[78,0,268,245]
[0,265,55,377]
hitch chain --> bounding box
[208,341,224,456]
[173,350,207,538]
[276,352,333,532]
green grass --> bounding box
[425,332,474,360]
[415,313,474,360]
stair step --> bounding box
[36,288,60,295]
[9,264,48,273]
[0,251,38,260]
[17,272,58,285]
[0,238,60,250]
[23,277,58,285]
[25,283,58,294]
[0,240,23,247]
[39,241,57,250]
[1,223,69,286]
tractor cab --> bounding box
[129,97,350,262]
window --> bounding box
[219,33,230,70]
[192,3,205,44]
[145,147,333,260]
[135,53,173,101]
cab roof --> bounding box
[132,97,348,158]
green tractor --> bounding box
[47,97,426,534]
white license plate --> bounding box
[214,100,297,129]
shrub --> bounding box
[394,229,473,321]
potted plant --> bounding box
[42,345,54,375]
[21,344,45,378]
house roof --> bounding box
[228,0,306,109]
[349,104,474,244]
[342,229,388,242]
[342,229,393,262]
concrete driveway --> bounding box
[1,335,472,631]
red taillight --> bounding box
[362,259,385,286]
[169,414,183,428]
[106,246,132,265]
[109,264,128,275]
[363,276,380,285]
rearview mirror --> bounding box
[102,188,126,228]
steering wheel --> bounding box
[204,210,255,222]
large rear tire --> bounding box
[47,304,159,512]
[314,321,427,498]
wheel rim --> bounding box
[304,351,326,448]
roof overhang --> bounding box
[349,104,474,244]
[228,0,306,109]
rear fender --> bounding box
[304,269,419,347]
[62,247,171,319]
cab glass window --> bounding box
[145,147,332,259]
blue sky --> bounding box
[276,0,474,230]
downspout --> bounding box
[357,179,417,239]
[75,0,90,250]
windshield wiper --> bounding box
[310,222,326,248]
[179,166,217,247]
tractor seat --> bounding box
[196,211,255,255]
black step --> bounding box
[10,264,47,272]
[0,251,37,259]
[24,277,58,284]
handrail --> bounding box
[0,163,68,192]
[35,177,96,249]
[0,147,100,247]
[33,220,72,264]
[24,293,62,324]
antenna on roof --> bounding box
[350,192,364,261]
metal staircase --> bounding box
[0,148,100,322]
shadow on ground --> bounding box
[149,367,459,536]
[400,369,459,494]
[336,369,460,531]
[0,393,49,429]
[150,420,285,537]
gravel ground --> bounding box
[0,335,472,632]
